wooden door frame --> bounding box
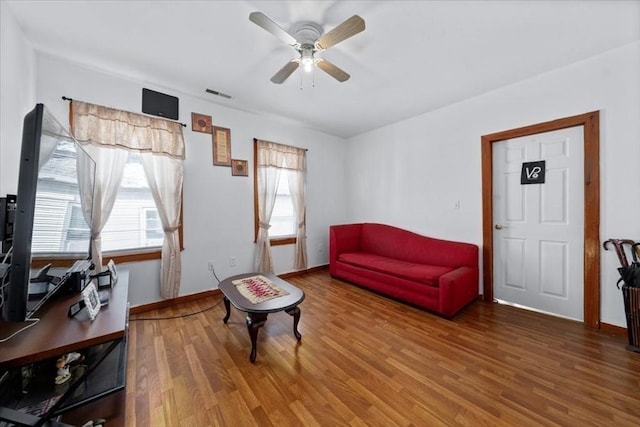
[481,111,600,328]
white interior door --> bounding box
[492,126,584,320]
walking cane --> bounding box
[603,239,636,268]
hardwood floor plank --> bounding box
[125,269,640,426]
[288,399,322,426]
[183,343,219,408]
[227,366,261,410]
[215,390,256,426]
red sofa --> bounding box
[329,223,479,317]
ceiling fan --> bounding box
[249,11,365,84]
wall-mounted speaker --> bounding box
[142,88,179,120]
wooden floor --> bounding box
[125,269,640,426]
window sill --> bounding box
[30,247,182,269]
[270,237,296,246]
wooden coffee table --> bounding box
[219,273,305,363]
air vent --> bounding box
[205,88,232,99]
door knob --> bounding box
[495,224,505,230]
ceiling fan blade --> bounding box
[271,60,300,84]
[249,12,299,47]
[315,59,350,82]
[316,15,365,50]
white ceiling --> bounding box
[6,0,640,138]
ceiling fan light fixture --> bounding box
[301,47,314,72]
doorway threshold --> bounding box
[494,299,582,323]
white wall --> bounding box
[346,41,640,327]
[32,54,348,307]
[0,2,36,195]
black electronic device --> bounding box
[28,263,61,295]
[2,104,96,322]
[29,263,53,283]
[65,259,93,293]
[142,88,179,120]
[0,194,16,253]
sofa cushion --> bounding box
[359,223,478,268]
[338,252,453,286]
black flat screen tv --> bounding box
[2,104,96,322]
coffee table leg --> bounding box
[285,306,302,341]
[222,296,231,324]
[246,313,268,363]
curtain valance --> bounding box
[71,101,185,159]
[256,139,305,171]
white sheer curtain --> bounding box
[140,152,183,299]
[255,139,306,272]
[288,164,307,270]
[77,144,128,272]
[255,162,282,273]
[71,101,185,297]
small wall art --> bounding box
[212,126,232,166]
[191,113,212,133]
[231,159,248,176]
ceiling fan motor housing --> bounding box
[291,21,324,46]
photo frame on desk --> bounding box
[91,270,112,289]
[89,259,117,289]
[82,282,101,321]
[107,259,118,285]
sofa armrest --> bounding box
[329,224,363,275]
[438,266,479,317]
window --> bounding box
[100,151,162,252]
[253,138,307,276]
[253,145,304,247]
[31,138,91,257]
[66,100,184,298]
[268,169,296,239]
[143,207,164,246]
[32,149,177,263]
[64,204,90,252]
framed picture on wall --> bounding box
[212,126,232,166]
[231,159,248,176]
[191,113,212,133]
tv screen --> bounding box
[2,104,96,322]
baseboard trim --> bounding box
[129,265,329,315]
[278,264,328,279]
[600,322,627,336]
[130,289,222,315]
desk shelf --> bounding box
[0,338,127,418]
[0,271,129,426]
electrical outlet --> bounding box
[208,262,215,272]
[229,257,237,267]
